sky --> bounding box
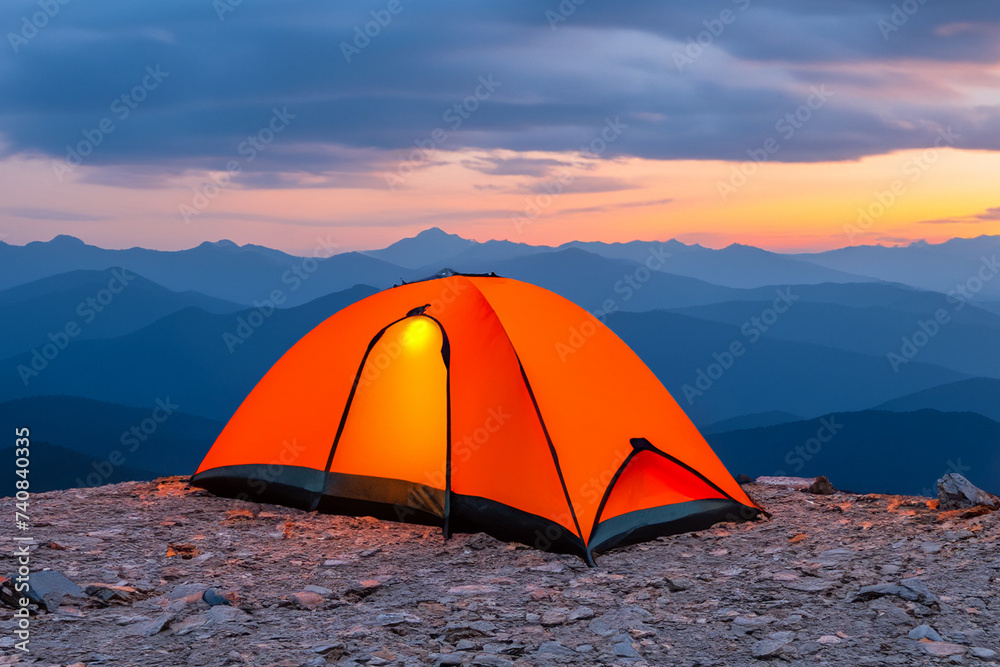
[1,0,999,254]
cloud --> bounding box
[1,0,999,182]
[918,206,1000,224]
[0,207,103,221]
[559,197,675,215]
[463,155,573,177]
[976,206,1000,220]
[525,176,638,195]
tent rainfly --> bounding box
[192,271,760,563]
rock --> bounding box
[168,591,208,613]
[736,473,754,484]
[588,606,654,637]
[201,605,250,635]
[920,542,942,554]
[25,570,84,611]
[755,476,818,490]
[165,542,201,559]
[471,655,513,667]
[303,584,333,597]
[134,612,174,636]
[172,613,209,636]
[816,635,841,645]
[168,583,208,599]
[312,643,345,655]
[943,529,974,542]
[84,583,137,603]
[429,654,463,666]
[751,637,792,658]
[908,625,943,642]
[568,606,595,622]
[540,609,567,626]
[345,579,382,598]
[447,585,498,596]
[732,615,777,633]
[614,642,641,658]
[897,578,938,605]
[781,579,838,593]
[664,577,695,592]
[921,642,966,657]
[805,476,835,495]
[445,620,495,637]
[530,562,565,573]
[525,612,541,624]
[869,598,912,625]
[376,613,419,626]
[202,587,231,606]
[290,591,326,610]
[537,641,577,657]
[850,578,937,606]
[938,474,1000,509]
[116,613,151,625]
[970,647,997,659]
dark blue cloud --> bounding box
[1,0,998,178]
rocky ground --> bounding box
[1,477,998,667]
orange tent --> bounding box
[192,271,759,562]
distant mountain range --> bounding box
[0,285,376,420]
[0,268,242,359]
[707,409,1000,496]
[797,236,1000,300]
[1,229,998,495]
[5,229,998,305]
[874,378,1000,423]
[0,441,158,493]
[0,395,222,483]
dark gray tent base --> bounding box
[191,465,761,564]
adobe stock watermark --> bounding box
[340,0,413,64]
[555,244,672,362]
[180,106,296,224]
[51,65,169,182]
[75,398,179,488]
[384,75,502,190]
[877,0,930,41]
[16,268,134,386]
[681,288,799,404]
[887,255,999,373]
[844,126,959,244]
[223,234,339,353]
[530,445,631,554]
[235,438,308,501]
[423,407,511,490]
[213,0,243,21]
[385,406,510,524]
[545,0,587,30]
[511,116,628,233]
[7,0,71,53]
[717,85,833,201]
[535,443,630,554]
[672,0,752,72]
[775,416,844,475]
